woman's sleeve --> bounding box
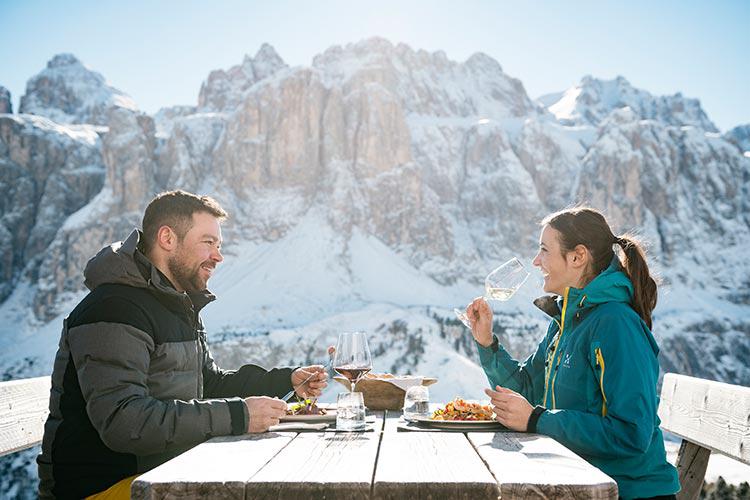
[475,327,552,404]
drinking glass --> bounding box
[336,391,366,431]
[333,331,372,393]
[454,257,530,328]
[402,385,430,421]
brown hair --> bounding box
[542,206,658,329]
[140,190,227,254]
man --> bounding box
[37,190,328,499]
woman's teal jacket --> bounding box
[476,257,679,499]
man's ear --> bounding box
[156,225,178,252]
[569,244,589,269]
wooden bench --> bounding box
[658,373,750,500]
[0,376,51,457]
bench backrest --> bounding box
[0,376,51,457]
[658,373,750,500]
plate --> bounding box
[281,403,337,423]
[411,416,506,431]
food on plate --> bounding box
[287,399,327,416]
[431,398,495,421]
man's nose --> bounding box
[212,248,224,263]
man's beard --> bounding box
[167,251,213,293]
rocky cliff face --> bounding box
[0,86,12,114]
[1,39,748,390]
[725,124,750,154]
[198,44,288,113]
[0,115,105,304]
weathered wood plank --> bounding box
[246,424,383,499]
[374,414,498,500]
[659,373,750,464]
[468,432,618,499]
[675,440,711,500]
[0,376,50,456]
[131,433,296,500]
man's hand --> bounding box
[244,396,287,433]
[291,365,329,398]
[484,385,533,431]
[467,297,493,347]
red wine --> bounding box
[334,366,371,383]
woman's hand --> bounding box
[467,297,493,347]
[484,385,534,431]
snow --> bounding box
[547,85,583,122]
[5,114,103,146]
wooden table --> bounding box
[132,411,617,499]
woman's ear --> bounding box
[570,244,589,269]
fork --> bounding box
[281,358,333,402]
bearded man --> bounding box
[37,190,327,499]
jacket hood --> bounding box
[83,229,216,310]
[577,255,634,307]
[84,229,151,291]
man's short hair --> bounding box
[140,190,227,254]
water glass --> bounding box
[336,391,366,431]
[402,385,430,421]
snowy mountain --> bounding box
[18,53,137,125]
[1,37,749,403]
[539,75,717,132]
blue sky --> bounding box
[1,0,747,131]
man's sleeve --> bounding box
[68,298,245,456]
[200,333,295,399]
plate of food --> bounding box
[412,398,505,430]
[281,399,337,422]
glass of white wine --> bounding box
[454,257,529,328]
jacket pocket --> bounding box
[591,342,608,417]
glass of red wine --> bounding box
[333,331,372,393]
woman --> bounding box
[467,207,679,499]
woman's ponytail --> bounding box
[615,235,657,329]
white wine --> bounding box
[485,286,515,301]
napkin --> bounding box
[380,376,424,392]
[269,422,329,432]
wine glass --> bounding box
[333,331,372,393]
[454,257,530,328]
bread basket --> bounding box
[333,373,438,410]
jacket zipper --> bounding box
[544,287,570,409]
